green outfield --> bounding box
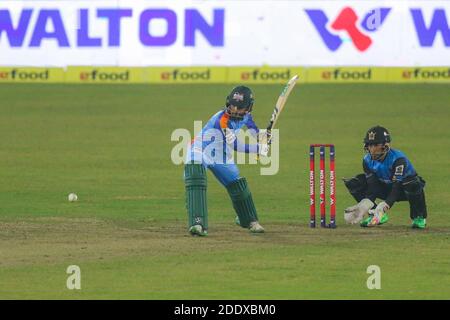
[0,83,449,299]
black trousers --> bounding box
[344,174,427,219]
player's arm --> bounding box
[385,158,408,208]
[246,113,274,147]
[245,113,260,138]
[230,114,264,155]
[363,159,379,203]
[368,158,408,223]
[233,139,259,154]
[243,113,270,156]
[361,159,390,223]
[217,112,259,154]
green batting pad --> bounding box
[226,178,258,228]
[184,163,208,230]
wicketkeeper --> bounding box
[343,125,428,229]
[184,86,270,236]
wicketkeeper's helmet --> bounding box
[364,125,391,146]
[363,125,391,160]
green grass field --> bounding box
[0,83,449,299]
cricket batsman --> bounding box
[343,125,428,229]
[184,86,270,236]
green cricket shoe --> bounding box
[189,225,208,236]
[235,216,240,226]
[360,215,373,227]
[378,213,389,225]
[412,217,427,229]
[360,213,389,227]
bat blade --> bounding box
[267,74,299,131]
[261,75,299,145]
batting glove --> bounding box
[223,128,236,144]
[258,143,270,157]
[258,129,272,145]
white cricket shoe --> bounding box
[189,224,208,236]
[249,221,265,233]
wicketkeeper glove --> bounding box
[344,198,374,224]
[367,201,390,226]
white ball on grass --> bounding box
[68,193,78,202]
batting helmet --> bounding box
[225,86,254,111]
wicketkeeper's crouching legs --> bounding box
[343,173,428,227]
[402,176,427,220]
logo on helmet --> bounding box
[232,92,244,102]
[368,131,376,140]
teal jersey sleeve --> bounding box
[363,149,417,184]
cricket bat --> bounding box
[260,74,299,145]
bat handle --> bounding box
[263,128,273,145]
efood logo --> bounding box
[322,68,372,80]
[305,7,391,51]
[160,69,211,80]
[402,68,450,80]
[0,68,49,80]
[241,69,291,81]
[79,70,130,81]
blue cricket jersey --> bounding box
[187,109,260,164]
[363,148,417,184]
